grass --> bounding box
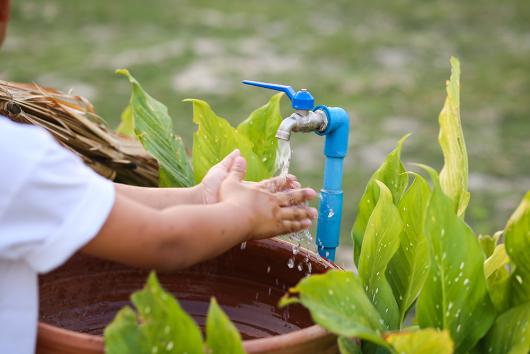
[2,0,529,254]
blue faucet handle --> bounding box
[242,80,314,110]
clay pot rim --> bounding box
[37,238,339,351]
[38,320,334,351]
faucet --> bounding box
[242,80,349,261]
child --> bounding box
[0,116,317,354]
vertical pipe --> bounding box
[314,106,349,261]
[316,157,344,260]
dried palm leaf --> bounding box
[0,80,158,186]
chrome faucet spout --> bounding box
[276,115,298,141]
[275,110,328,141]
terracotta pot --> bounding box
[37,238,339,354]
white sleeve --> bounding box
[0,118,115,273]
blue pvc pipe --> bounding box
[314,106,349,261]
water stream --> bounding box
[275,139,316,273]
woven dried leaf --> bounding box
[0,80,158,186]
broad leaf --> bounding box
[387,173,432,325]
[186,98,269,183]
[358,181,403,329]
[116,105,134,137]
[416,167,495,354]
[338,336,363,354]
[104,272,204,354]
[505,191,530,306]
[117,69,194,187]
[352,134,410,266]
[279,270,389,348]
[478,232,502,258]
[386,329,453,354]
[206,298,245,354]
[236,93,283,175]
[438,57,469,217]
[484,244,509,279]
[479,301,530,354]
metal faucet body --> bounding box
[276,110,328,141]
[242,80,350,261]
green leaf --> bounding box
[206,298,246,354]
[116,105,135,137]
[352,134,410,266]
[104,307,144,353]
[479,301,530,354]
[104,272,204,354]
[478,232,503,258]
[387,173,432,325]
[358,180,403,330]
[236,93,283,175]
[338,336,363,354]
[480,233,511,311]
[279,270,389,348]
[416,167,495,354]
[484,244,509,279]
[116,69,194,187]
[386,329,454,354]
[505,191,530,306]
[186,98,269,183]
[438,57,469,217]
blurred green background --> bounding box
[2,0,529,263]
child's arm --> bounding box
[82,156,317,271]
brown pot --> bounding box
[37,239,340,354]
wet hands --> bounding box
[219,154,317,240]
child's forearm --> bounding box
[82,192,249,271]
[114,182,205,209]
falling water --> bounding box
[275,140,316,270]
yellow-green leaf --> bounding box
[438,57,469,217]
[386,329,454,354]
[358,180,403,329]
[505,191,530,306]
[387,173,432,325]
[352,134,410,266]
[186,98,269,183]
[279,270,389,348]
[117,69,194,187]
[116,104,135,137]
[416,167,495,354]
[236,93,283,175]
[206,298,245,354]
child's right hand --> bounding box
[219,156,317,240]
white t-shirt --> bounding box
[0,116,115,354]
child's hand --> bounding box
[199,149,241,204]
[220,156,317,240]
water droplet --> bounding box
[166,341,174,351]
[240,241,247,250]
[297,263,303,271]
[287,258,295,269]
